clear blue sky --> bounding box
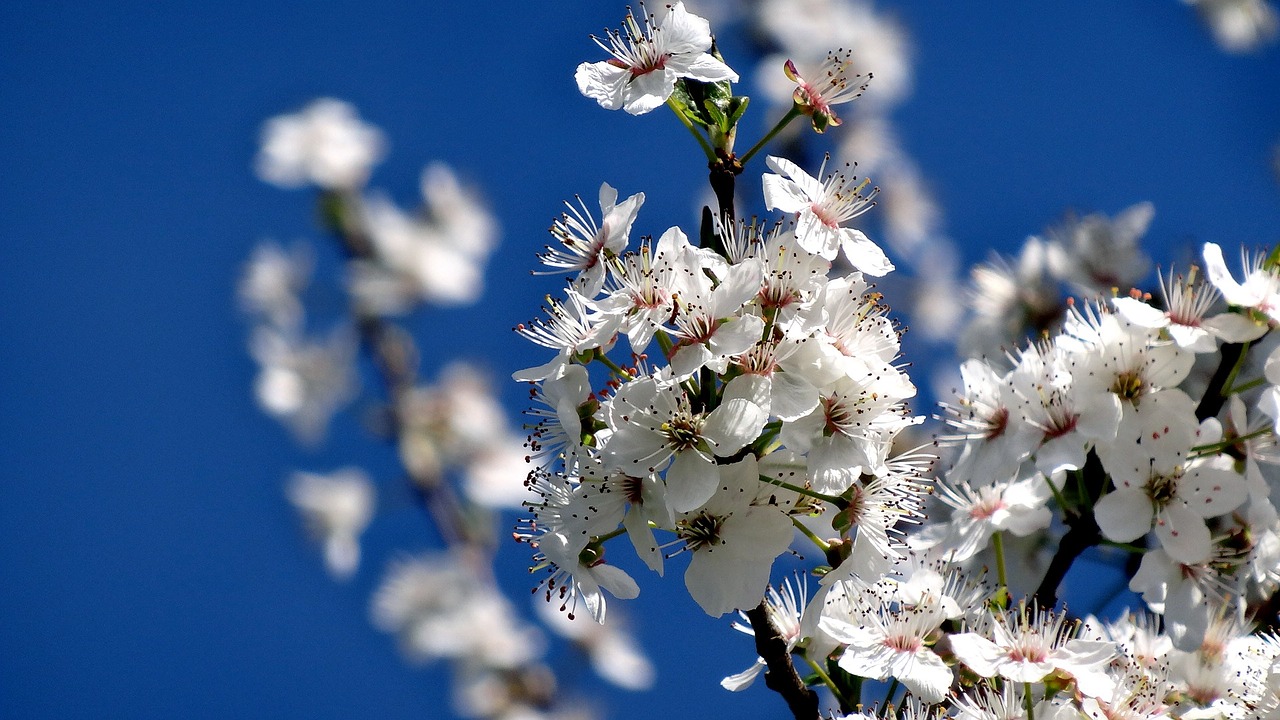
[2,2,1277,718]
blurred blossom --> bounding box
[420,163,499,261]
[255,98,386,190]
[354,164,498,312]
[754,0,911,110]
[1045,202,1154,296]
[238,240,312,332]
[535,597,655,691]
[249,325,358,444]
[464,438,536,510]
[356,195,481,308]
[371,553,544,668]
[960,237,1061,358]
[1185,0,1279,52]
[286,467,375,580]
[397,363,518,488]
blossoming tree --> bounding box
[245,3,1280,719]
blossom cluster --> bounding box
[514,4,1280,719]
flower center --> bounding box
[985,406,1009,441]
[1146,472,1179,508]
[661,415,703,451]
[969,492,1006,521]
[883,633,921,652]
[1111,370,1144,401]
[1007,640,1048,664]
[678,512,723,551]
[809,202,839,229]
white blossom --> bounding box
[575,2,738,115]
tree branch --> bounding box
[745,602,819,720]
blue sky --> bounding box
[2,2,1278,718]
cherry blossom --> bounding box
[763,155,893,276]
[575,2,738,115]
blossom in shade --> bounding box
[677,457,793,617]
[575,2,738,115]
[1092,403,1246,564]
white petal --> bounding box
[1204,312,1267,343]
[1154,503,1212,564]
[575,61,631,111]
[949,632,1006,677]
[682,53,738,82]
[770,372,819,421]
[1111,296,1169,328]
[1094,488,1154,543]
[839,228,893,277]
[703,398,767,457]
[720,660,765,691]
[665,450,720,513]
[592,563,640,601]
[899,650,952,704]
[1182,466,1247,518]
[761,174,809,213]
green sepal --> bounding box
[1266,244,1280,271]
[726,95,749,126]
[670,80,710,128]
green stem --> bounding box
[762,475,847,508]
[592,525,628,544]
[1227,376,1267,394]
[666,97,716,161]
[592,349,632,380]
[740,105,803,166]
[1221,340,1252,400]
[1190,426,1273,456]
[655,330,675,358]
[1043,473,1073,516]
[992,530,1009,590]
[803,656,848,709]
[1024,682,1036,720]
[791,517,830,552]
[1072,468,1090,507]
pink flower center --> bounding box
[1007,642,1048,664]
[809,202,839,229]
[629,51,668,77]
[969,495,1006,521]
[883,634,921,653]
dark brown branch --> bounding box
[745,602,819,720]
[1196,341,1245,421]
[1033,509,1101,610]
[1033,451,1105,610]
